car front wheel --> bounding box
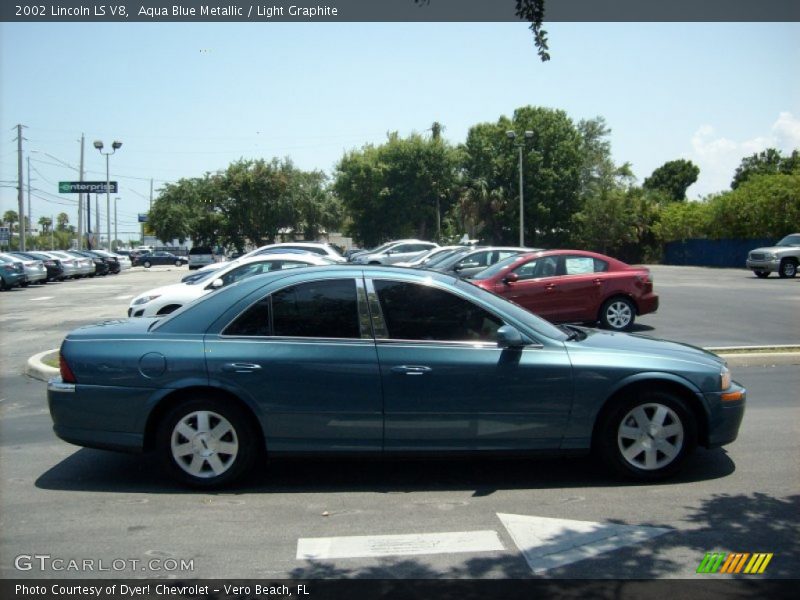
[598,391,696,480]
[599,297,635,331]
[175,260,182,267]
[778,259,797,279]
[157,398,258,488]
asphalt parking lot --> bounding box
[0,265,798,581]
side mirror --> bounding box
[453,264,463,272]
[211,278,224,289]
[503,272,519,284]
[496,325,527,349]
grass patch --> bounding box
[42,351,59,369]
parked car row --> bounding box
[0,249,131,291]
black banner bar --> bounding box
[3,0,800,23]
[2,579,798,600]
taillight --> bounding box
[59,354,77,384]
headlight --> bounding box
[720,366,731,390]
[132,294,160,306]
[763,253,777,260]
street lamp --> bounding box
[114,197,120,253]
[94,140,122,250]
[506,130,534,247]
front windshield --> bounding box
[471,254,523,280]
[431,249,473,269]
[777,234,800,247]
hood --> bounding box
[568,328,725,369]
[750,245,794,254]
[131,282,197,303]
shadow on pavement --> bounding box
[36,447,735,496]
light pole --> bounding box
[114,197,120,252]
[94,140,122,250]
[506,130,534,247]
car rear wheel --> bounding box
[754,270,769,278]
[598,391,696,480]
[143,260,152,268]
[778,259,797,279]
[157,398,258,488]
[174,260,182,267]
[599,297,635,331]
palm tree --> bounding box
[38,216,53,234]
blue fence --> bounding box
[663,238,775,268]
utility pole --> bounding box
[95,194,100,246]
[78,134,85,249]
[114,197,119,252]
[51,214,55,250]
[16,124,26,251]
[27,156,32,245]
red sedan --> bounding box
[470,249,659,331]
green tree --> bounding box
[3,210,18,230]
[38,216,52,234]
[731,148,800,189]
[56,212,70,232]
[708,172,800,239]
[643,159,700,202]
[335,132,460,246]
[415,0,549,61]
[461,106,583,246]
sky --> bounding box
[1,21,798,243]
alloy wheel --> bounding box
[170,410,239,479]
[617,403,684,471]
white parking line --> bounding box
[297,530,504,560]
[30,296,54,302]
[497,513,670,574]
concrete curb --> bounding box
[25,346,799,383]
[27,349,60,382]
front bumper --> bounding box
[746,258,779,272]
[703,381,746,448]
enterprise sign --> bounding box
[59,181,118,194]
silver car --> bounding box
[0,252,47,285]
[52,250,95,278]
[352,240,439,265]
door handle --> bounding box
[221,362,262,373]
[593,278,603,285]
[545,283,556,290]
[390,365,432,376]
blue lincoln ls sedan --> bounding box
[48,265,745,487]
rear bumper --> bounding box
[48,378,148,453]
[638,293,659,316]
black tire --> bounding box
[599,296,636,331]
[754,270,769,279]
[597,390,697,481]
[778,259,797,279]
[143,260,152,268]
[157,397,259,488]
[174,260,182,267]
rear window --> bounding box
[189,247,213,255]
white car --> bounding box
[351,240,438,265]
[244,242,347,263]
[128,253,333,317]
[393,245,466,268]
[183,242,346,282]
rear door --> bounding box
[204,277,383,453]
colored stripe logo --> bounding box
[697,552,773,574]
